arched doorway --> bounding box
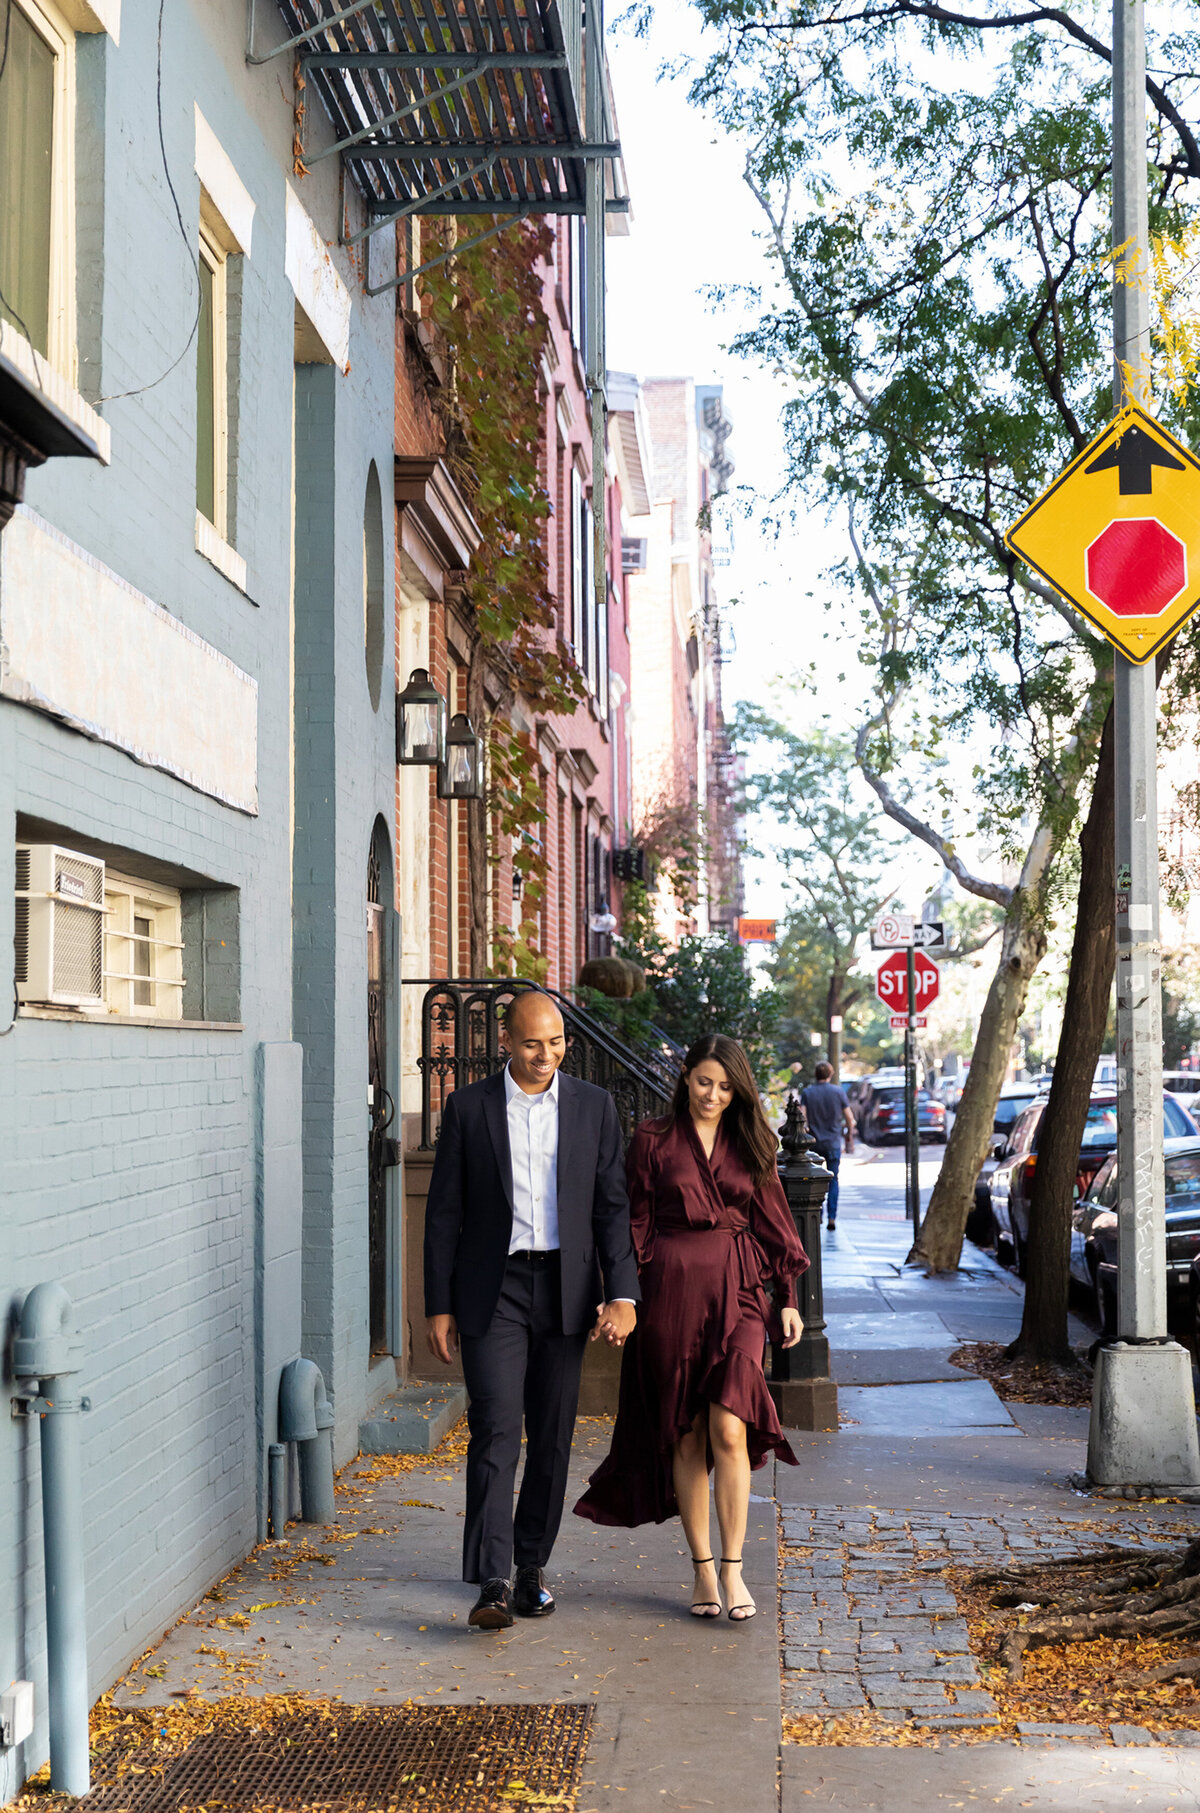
[367,819,398,1354]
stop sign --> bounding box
[876,949,940,1012]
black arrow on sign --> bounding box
[1085,423,1185,495]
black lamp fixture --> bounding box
[437,712,485,800]
[395,667,445,766]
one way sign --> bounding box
[871,917,946,951]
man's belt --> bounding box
[508,1249,560,1266]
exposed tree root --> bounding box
[977,1541,1200,1680]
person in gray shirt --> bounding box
[798,1062,855,1229]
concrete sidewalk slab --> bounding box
[781,1744,1200,1810]
[112,1434,783,1813]
[837,1380,1018,1435]
[834,1351,975,1385]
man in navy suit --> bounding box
[425,989,639,1629]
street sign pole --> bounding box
[905,947,920,1237]
[1087,0,1200,1488]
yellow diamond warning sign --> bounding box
[1005,405,1200,662]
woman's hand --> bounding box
[780,1308,804,1348]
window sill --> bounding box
[18,1006,243,1031]
[195,511,249,593]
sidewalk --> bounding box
[97,1147,1200,1813]
[777,1146,1200,1809]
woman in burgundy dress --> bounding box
[574,1034,807,1621]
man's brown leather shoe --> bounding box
[468,1577,515,1629]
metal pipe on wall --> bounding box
[13,1283,90,1797]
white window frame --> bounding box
[5,0,77,379]
[101,870,185,1021]
[196,214,229,537]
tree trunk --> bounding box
[466,647,491,974]
[1008,705,1115,1364]
[909,824,1056,1272]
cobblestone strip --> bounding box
[780,1506,1186,1738]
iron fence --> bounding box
[404,978,674,1148]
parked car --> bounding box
[860,1084,946,1145]
[992,1093,1199,1275]
[1075,1138,1200,1335]
[965,1082,1046,1246]
[1164,1070,1200,1115]
[847,1069,905,1129]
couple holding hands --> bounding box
[424,990,808,1631]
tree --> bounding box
[771,915,895,1071]
[687,0,1200,1270]
[609,880,781,1077]
[738,715,899,1074]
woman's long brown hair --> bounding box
[669,1033,779,1185]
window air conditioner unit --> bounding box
[15,844,106,1008]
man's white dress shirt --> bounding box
[505,1064,561,1253]
[502,1065,634,1304]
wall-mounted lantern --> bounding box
[589,897,618,935]
[437,712,485,801]
[396,667,445,766]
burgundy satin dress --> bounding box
[573,1112,809,1528]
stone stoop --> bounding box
[358,1380,468,1455]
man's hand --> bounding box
[780,1308,804,1348]
[591,1300,637,1346]
[426,1314,459,1365]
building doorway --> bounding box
[367,821,396,1354]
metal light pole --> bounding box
[904,949,921,1237]
[1087,0,1200,1486]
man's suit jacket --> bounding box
[424,1069,641,1338]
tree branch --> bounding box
[736,1,1200,178]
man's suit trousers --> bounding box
[459,1251,589,1584]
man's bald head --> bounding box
[504,990,566,1093]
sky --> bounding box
[604,3,948,929]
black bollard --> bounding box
[769,1094,839,1432]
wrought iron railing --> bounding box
[405,978,673,1148]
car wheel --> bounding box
[964,1195,995,1248]
[1011,1222,1027,1279]
[1096,1267,1117,1341]
[995,1226,1015,1267]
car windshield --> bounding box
[1165,1095,1197,1137]
[1165,1153,1200,1204]
[1081,1103,1120,1147]
[995,1094,1036,1127]
[873,1088,904,1104]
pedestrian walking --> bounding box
[799,1061,855,1230]
[424,990,640,1631]
[573,1034,807,1623]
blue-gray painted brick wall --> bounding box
[0,0,401,1798]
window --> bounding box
[570,466,584,656]
[102,871,184,1020]
[0,0,75,372]
[196,221,228,533]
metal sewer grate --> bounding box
[83,1704,594,1813]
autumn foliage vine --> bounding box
[423,220,588,977]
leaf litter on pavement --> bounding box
[947,1342,1094,1407]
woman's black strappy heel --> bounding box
[721,1557,758,1622]
[690,1556,721,1618]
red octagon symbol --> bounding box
[876,949,940,1011]
[1085,517,1187,618]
